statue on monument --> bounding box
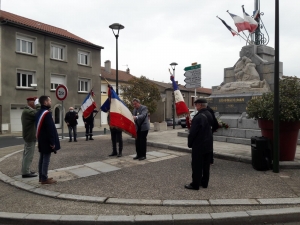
[216,56,270,93]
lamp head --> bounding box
[170,62,178,70]
[109,23,125,30]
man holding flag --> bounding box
[81,90,98,141]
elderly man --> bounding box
[132,98,150,160]
[185,98,214,190]
[64,107,78,142]
[21,97,40,178]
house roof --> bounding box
[101,67,136,83]
[0,10,103,49]
[150,80,212,95]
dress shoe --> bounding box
[41,178,57,184]
[109,152,117,157]
[89,137,94,140]
[117,153,122,157]
[133,156,139,160]
[184,184,199,190]
[139,157,146,161]
[201,184,208,188]
[22,174,38,178]
[39,177,53,182]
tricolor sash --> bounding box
[36,109,49,139]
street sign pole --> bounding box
[61,100,64,139]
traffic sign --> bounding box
[184,64,201,71]
[184,76,201,84]
[56,84,68,101]
[185,83,201,89]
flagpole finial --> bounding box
[226,10,229,12]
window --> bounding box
[78,50,90,65]
[101,84,107,94]
[51,43,66,60]
[16,34,35,54]
[78,79,90,92]
[17,70,35,88]
[51,75,66,90]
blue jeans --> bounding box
[38,152,51,182]
[68,125,77,140]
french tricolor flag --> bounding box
[101,86,137,138]
[242,6,258,33]
[81,91,97,118]
[170,76,189,117]
[227,11,251,33]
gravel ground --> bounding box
[1,135,299,200]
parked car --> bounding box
[179,111,196,128]
[165,118,180,126]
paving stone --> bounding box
[210,199,259,205]
[147,151,170,157]
[163,200,209,206]
[68,166,100,177]
[85,161,120,173]
[0,212,29,219]
[60,214,97,221]
[211,211,250,224]
[25,213,61,220]
[33,188,60,197]
[58,194,107,203]
[135,214,173,224]
[258,198,300,204]
[173,213,212,225]
[12,181,36,190]
[55,165,83,171]
[97,215,135,222]
[49,170,78,182]
[106,198,162,205]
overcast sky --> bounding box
[2,0,299,89]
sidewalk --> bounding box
[0,128,300,224]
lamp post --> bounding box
[170,62,178,129]
[109,23,125,95]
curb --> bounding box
[0,207,300,225]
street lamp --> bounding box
[170,62,178,129]
[109,23,125,95]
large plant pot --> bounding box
[258,119,300,161]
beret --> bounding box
[26,97,37,101]
[194,98,207,104]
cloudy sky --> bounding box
[2,0,299,89]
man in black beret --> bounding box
[185,98,214,190]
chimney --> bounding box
[104,60,111,73]
[126,67,130,74]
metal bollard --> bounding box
[104,128,106,134]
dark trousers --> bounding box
[38,152,51,182]
[68,125,77,140]
[135,130,148,157]
[85,123,93,136]
[110,128,123,153]
[191,152,211,188]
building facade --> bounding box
[0,10,103,133]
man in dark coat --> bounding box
[35,96,60,185]
[83,110,98,141]
[64,106,78,142]
[185,98,213,190]
[132,98,150,161]
[207,105,219,164]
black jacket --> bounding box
[64,111,78,126]
[82,110,97,124]
[188,108,213,155]
[35,105,61,153]
[207,106,219,132]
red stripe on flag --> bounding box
[110,112,137,138]
[83,102,97,118]
[175,101,189,117]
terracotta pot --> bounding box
[258,119,300,161]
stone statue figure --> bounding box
[234,56,260,82]
[215,56,270,94]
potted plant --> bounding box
[246,77,300,161]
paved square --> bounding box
[68,167,100,177]
[85,161,120,173]
[147,151,170,157]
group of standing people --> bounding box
[21,94,215,190]
[21,96,60,184]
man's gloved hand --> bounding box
[34,98,39,105]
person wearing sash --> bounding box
[185,98,213,190]
[36,96,60,185]
[132,98,149,161]
[21,97,40,178]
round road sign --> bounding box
[56,85,68,101]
